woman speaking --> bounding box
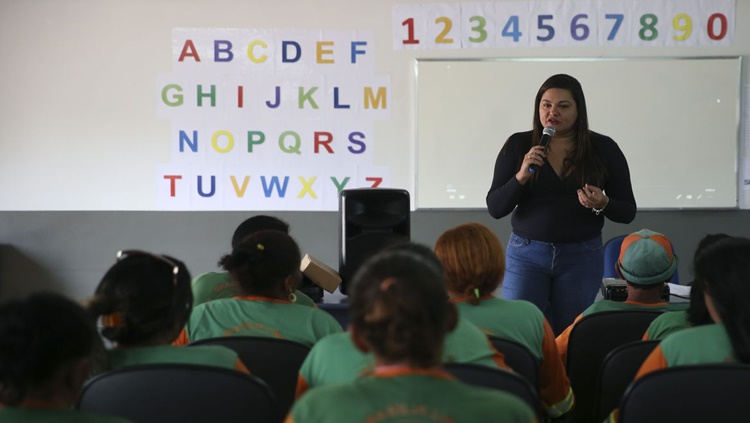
[486,74,636,335]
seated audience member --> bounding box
[636,236,750,376]
[434,222,574,418]
[295,243,509,398]
[88,251,247,373]
[192,215,316,307]
[175,231,342,347]
[556,229,687,361]
[643,233,729,340]
[286,248,537,423]
[0,293,132,422]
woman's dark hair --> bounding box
[434,223,505,305]
[231,215,289,249]
[687,233,731,327]
[349,247,455,368]
[0,293,97,405]
[513,73,607,186]
[220,230,301,296]
[87,252,193,346]
[693,236,750,363]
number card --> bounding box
[393,0,735,49]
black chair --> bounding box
[77,363,279,423]
[488,336,540,391]
[566,310,663,423]
[619,364,750,422]
[444,362,546,420]
[595,340,660,422]
[189,336,310,417]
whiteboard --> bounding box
[415,57,741,210]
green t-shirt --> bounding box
[184,297,342,347]
[290,369,536,423]
[660,323,735,366]
[191,271,316,307]
[455,297,545,360]
[108,344,241,371]
[0,408,132,423]
[582,299,688,317]
[645,310,690,340]
[297,318,504,392]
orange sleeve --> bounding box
[487,338,511,370]
[634,345,668,380]
[642,331,650,341]
[235,358,250,375]
[283,415,294,423]
[295,374,309,399]
[538,319,574,417]
[172,328,190,346]
[554,314,582,364]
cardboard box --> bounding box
[300,254,342,294]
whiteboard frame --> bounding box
[414,56,742,211]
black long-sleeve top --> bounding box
[486,131,636,243]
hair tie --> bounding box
[380,277,396,292]
[101,312,125,328]
[256,243,265,251]
[474,288,480,299]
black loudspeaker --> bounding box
[339,188,410,295]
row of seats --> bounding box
[75,319,750,423]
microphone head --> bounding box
[543,126,556,137]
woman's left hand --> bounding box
[578,184,609,209]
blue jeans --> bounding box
[502,232,604,335]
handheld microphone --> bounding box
[528,126,556,174]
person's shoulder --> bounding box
[454,383,537,419]
[188,343,239,360]
[192,271,229,285]
[589,131,624,155]
[507,130,533,144]
[292,382,364,417]
[496,297,545,316]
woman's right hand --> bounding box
[515,146,547,184]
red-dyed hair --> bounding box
[434,223,505,305]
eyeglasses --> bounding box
[116,250,179,286]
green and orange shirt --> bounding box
[453,296,573,418]
[108,344,248,374]
[556,300,687,363]
[295,318,509,398]
[643,310,690,340]
[191,271,316,307]
[174,295,342,347]
[287,367,537,423]
[636,323,734,378]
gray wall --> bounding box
[2,210,749,302]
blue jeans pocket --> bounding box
[509,233,529,248]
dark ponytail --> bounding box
[220,230,301,296]
[349,247,455,368]
[694,237,750,363]
[88,252,192,346]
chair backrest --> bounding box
[77,363,279,423]
[603,235,680,284]
[189,336,310,417]
[488,336,540,391]
[619,364,750,422]
[596,340,660,422]
[566,310,663,423]
[444,363,545,420]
